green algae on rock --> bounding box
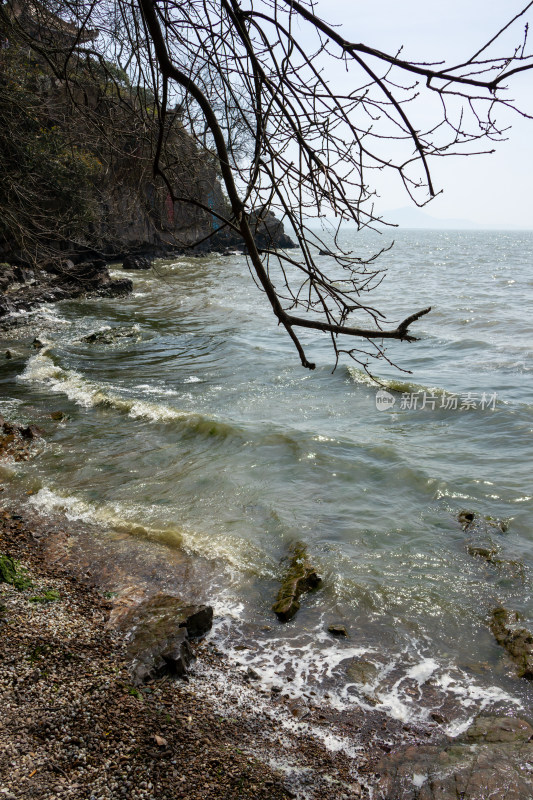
[0,553,32,591]
[272,541,321,622]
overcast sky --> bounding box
[306,1,533,228]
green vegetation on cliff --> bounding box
[0,2,224,263]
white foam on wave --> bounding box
[211,620,525,735]
[19,351,210,426]
[213,625,372,704]
[0,398,24,414]
[4,304,70,326]
[135,383,179,397]
[361,657,439,722]
[435,672,522,737]
[27,486,172,538]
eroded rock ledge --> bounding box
[0,259,132,319]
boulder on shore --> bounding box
[117,593,213,685]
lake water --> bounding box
[1,228,532,735]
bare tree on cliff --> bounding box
[3,0,533,373]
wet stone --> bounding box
[327,624,348,637]
[464,715,533,743]
[122,255,152,270]
[467,544,499,560]
[458,509,508,533]
[376,716,533,800]
[489,606,533,679]
[272,541,321,622]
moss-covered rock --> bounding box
[464,715,533,743]
[0,553,32,590]
[272,542,321,622]
[376,716,533,800]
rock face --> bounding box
[118,593,213,685]
[207,209,296,254]
[376,715,533,800]
[0,260,132,319]
[489,606,533,679]
[248,210,296,250]
[272,542,321,622]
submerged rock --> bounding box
[489,606,533,679]
[467,544,499,560]
[460,509,521,578]
[83,326,140,345]
[272,541,321,622]
[118,593,213,685]
[0,416,42,461]
[467,544,525,580]
[458,509,508,533]
[345,658,379,685]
